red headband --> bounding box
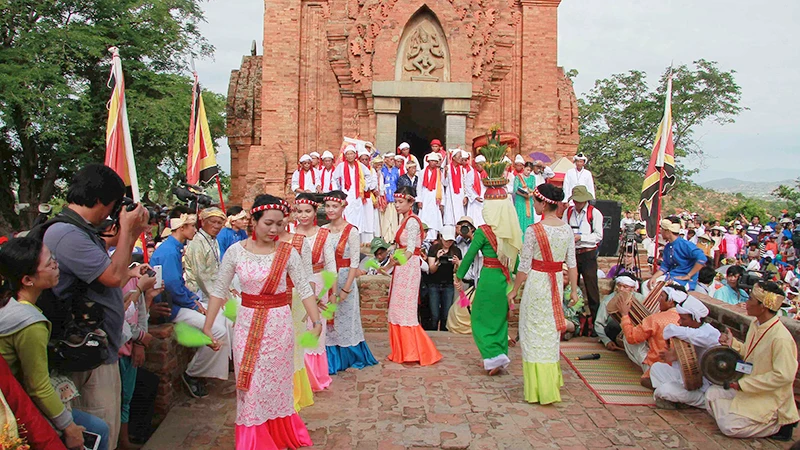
[532,187,558,205]
[295,198,319,208]
[323,196,346,205]
[250,203,290,217]
[393,193,415,201]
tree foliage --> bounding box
[723,198,768,223]
[773,179,800,211]
[577,60,746,209]
[0,0,224,232]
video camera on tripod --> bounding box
[172,182,213,210]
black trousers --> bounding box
[576,250,601,319]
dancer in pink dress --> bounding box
[294,193,336,391]
[385,186,443,365]
[203,194,322,450]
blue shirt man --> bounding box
[650,219,707,290]
[382,162,399,202]
[151,229,201,321]
[216,207,249,261]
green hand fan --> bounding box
[393,249,408,266]
[319,271,337,299]
[174,322,213,347]
[298,331,319,349]
[223,299,238,323]
[364,259,381,270]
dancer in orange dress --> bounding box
[385,186,442,365]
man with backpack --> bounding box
[563,185,604,320]
[42,164,150,448]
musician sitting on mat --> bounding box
[707,281,799,441]
[650,295,720,409]
[594,274,648,367]
[618,284,682,389]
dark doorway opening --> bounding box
[396,98,445,164]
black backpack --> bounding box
[30,209,110,373]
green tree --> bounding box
[724,199,767,223]
[0,0,225,232]
[578,60,746,204]
[773,178,800,211]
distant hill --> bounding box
[699,178,793,200]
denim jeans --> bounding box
[428,284,454,331]
[73,409,110,450]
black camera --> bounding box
[439,255,453,264]
[459,225,471,237]
[738,271,767,291]
[172,182,213,209]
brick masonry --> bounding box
[226,0,579,208]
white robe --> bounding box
[318,167,335,192]
[562,167,595,201]
[291,168,319,193]
[464,168,485,227]
[332,161,374,232]
[418,167,444,239]
[443,164,465,226]
[650,322,720,408]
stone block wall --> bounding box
[144,324,196,424]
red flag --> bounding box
[105,47,140,202]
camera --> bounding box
[172,182,213,209]
[738,271,767,291]
[439,255,453,264]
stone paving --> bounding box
[143,332,795,449]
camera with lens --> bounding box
[738,271,767,292]
[439,255,453,264]
[172,182,213,209]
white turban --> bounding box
[475,155,486,163]
[573,152,588,162]
[675,295,709,321]
[460,150,470,159]
[615,276,639,290]
[426,152,441,162]
[358,147,370,157]
[385,152,395,158]
[502,156,512,163]
[662,286,688,305]
[450,148,461,156]
[398,142,410,150]
[299,154,312,163]
[394,154,405,160]
[309,152,320,158]
[321,150,334,160]
[343,144,357,154]
[514,154,525,164]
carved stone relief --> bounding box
[402,23,446,80]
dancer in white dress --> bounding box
[508,183,579,405]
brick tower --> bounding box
[227,0,578,206]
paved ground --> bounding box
[143,332,795,449]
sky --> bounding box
[194,0,800,183]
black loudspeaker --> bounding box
[593,200,621,257]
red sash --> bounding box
[335,223,355,270]
[479,225,510,284]
[298,169,316,191]
[532,222,567,333]
[311,228,330,273]
[238,242,292,391]
[394,214,424,250]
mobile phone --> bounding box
[153,265,163,289]
[83,431,101,450]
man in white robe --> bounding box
[291,154,319,194]
[465,154,487,227]
[562,152,596,203]
[332,144,374,237]
[443,148,466,226]
[650,295,720,409]
[318,150,336,193]
[419,152,445,241]
[358,147,378,244]
[397,142,421,176]
[310,151,322,178]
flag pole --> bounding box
[215,174,226,213]
[653,164,666,270]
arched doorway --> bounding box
[396,98,445,163]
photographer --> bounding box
[42,164,150,447]
[426,225,462,331]
[713,265,749,305]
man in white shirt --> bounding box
[532,160,555,187]
[419,152,445,241]
[397,142,421,176]
[562,185,604,319]
[309,151,321,176]
[562,152,595,204]
[443,148,466,226]
[650,295,720,409]
[291,154,320,194]
[318,150,336,193]
[465,155,486,226]
[332,144,375,237]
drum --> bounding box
[606,291,652,326]
[642,279,666,313]
[671,337,703,391]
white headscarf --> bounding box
[662,286,688,305]
[675,295,709,322]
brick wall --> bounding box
[144,324,195,424]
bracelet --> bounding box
[341,288,351,294]
[313,320,322,326]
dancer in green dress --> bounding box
[455,130,523,375]
[513,162,536,236]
